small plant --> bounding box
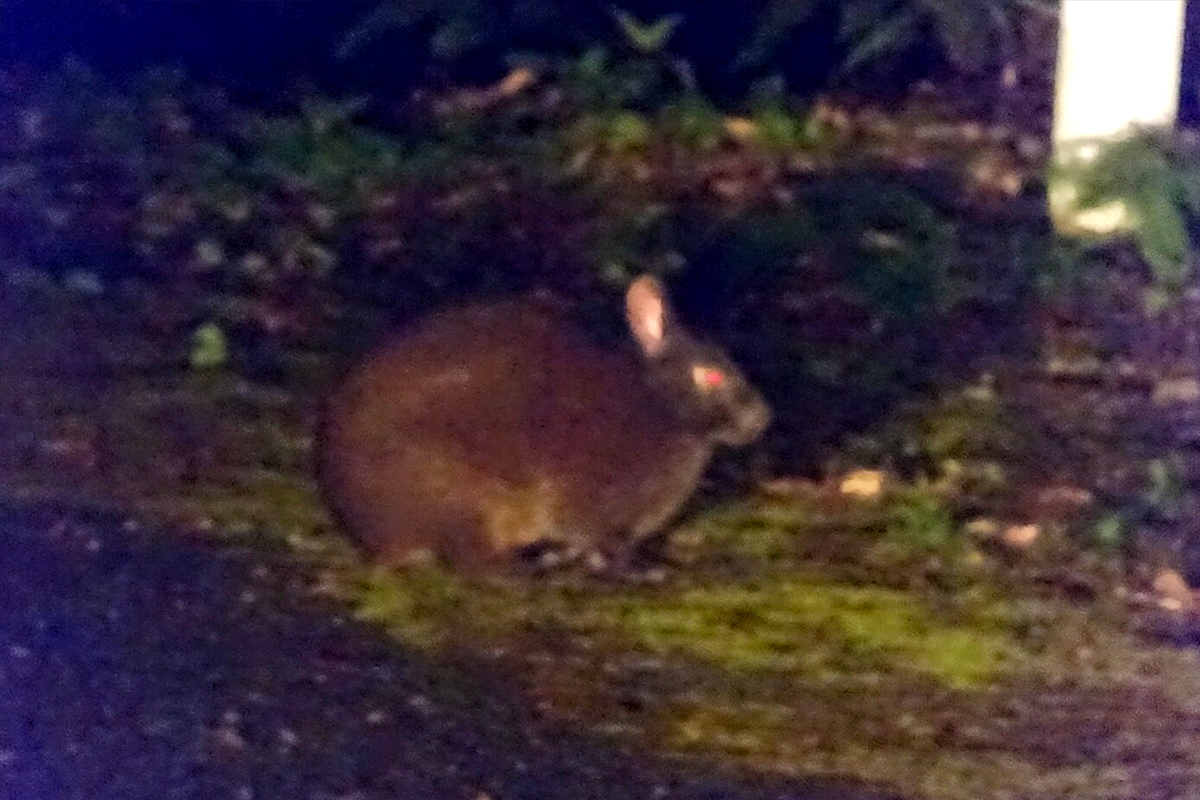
[659,93,727,152]
[1091,512,1126,555]
[886,484,958,553]
[245,95,407,208]
[1090,454,1187,556]
[1062,127,1200,306]
[189,322,228,370]
[744,78,828,154]
[555,9,696,116]
[1144,454,1187,523]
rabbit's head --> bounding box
[624,275,771,447]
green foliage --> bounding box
[659,93,728,151]
[745,79,828,153]
[740,0,1054,81]
[336,0,1051,105]
[0,63,426,289]
[189,322,228,370]
[1088,455,1187,555]
[244,96,406,203]
[863,375,1018,496]
[686,174,959,329]
[806,175,959,322]
[611,9,683,55]
[1063,128,1200,299]
[1,52,1026,445]
[678,174,961,361]
[1091,512,1125,553]
[565,108,653,155]
[886,484,959,552]
[335,0,689,95]
[1144,455,1187,522]
[553,11,696,115]
[336,1,694,116]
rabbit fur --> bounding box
[316,275,770,572]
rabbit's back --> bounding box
[317,298,711,568]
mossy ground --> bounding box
[3,285,1200,799]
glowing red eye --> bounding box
[695,366,725,388]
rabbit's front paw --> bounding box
[582,547,670,585]
[514,540,588,573]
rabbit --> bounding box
[315,274,771,574]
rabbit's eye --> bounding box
[693,365,725,389]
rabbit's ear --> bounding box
[626,275,670,357]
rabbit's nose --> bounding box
[718,395,771,446]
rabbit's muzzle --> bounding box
[712,391,772,447]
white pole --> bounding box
[1049,0,1187,234]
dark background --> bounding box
[0,0,881,108]
[7,1,1200,126]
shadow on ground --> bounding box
[0,505,902,800]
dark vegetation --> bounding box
[9,1,1200,798]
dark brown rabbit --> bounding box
[316,275,770,572]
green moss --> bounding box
[570,580,1012,689]
[353,563,474,648]
[686,495,889,562]
[337,561,1013,689]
